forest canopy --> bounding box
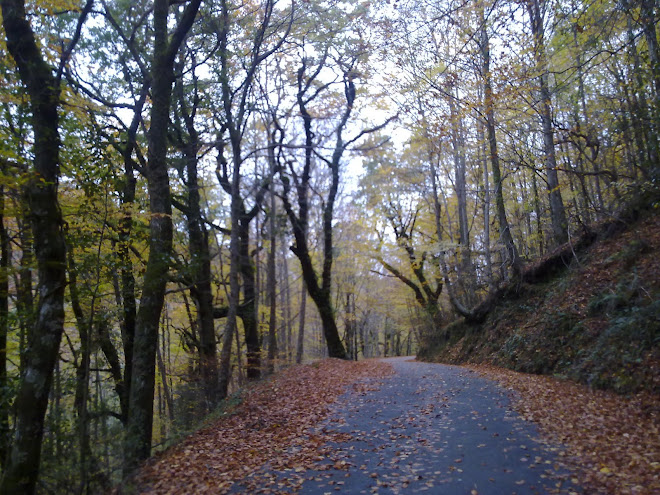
[0,0,658,492]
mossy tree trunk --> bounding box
[0,0,91,491]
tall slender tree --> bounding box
[172,59,220,409]
[0,1,92,492]
[213,0,293,391]
[123,0,202,474]
[527,0,568,245]
[478,0,520,278]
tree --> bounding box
[123,0,202,474]
[526,0,569,245]
[359,139,444,329]
[212,0,293,395]
[172,54,220,409]
[280,54,356,360]
[477,0,521,279]
[0,169,9,468]
[0,1,92,492]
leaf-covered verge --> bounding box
[470,364,659,494]
[123,359,393,494]
[419,207,660,396]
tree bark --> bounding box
[217,153,240,398]
[448,95,474,288]
[123,0,201,474]
[527,0,568,245]
[66,250,93,494]
[238,217,261,380]
[0,183,9,468]
[280,246,292,362]
[0,1,76,491]
[16,208,34,373]
[477,118,494,288]
[639,0,660,144]
[479,1,521,279]
[637,0,660,174]
[266,184,278,373]
[295,280,307,364]
[622,7,656,176]
[118,142,138,424]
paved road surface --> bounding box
[237,357,581,494]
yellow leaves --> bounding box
[33,0,87,16]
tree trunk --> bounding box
[479,2,521,279]
[67,250,93,494]
[266,198,278,373]
[217,157,241,399]
[639,0,660,164]
[344,292,356,360]
[531,169,544,256]
[16,209,34,372]
[156,317,175,423]
[177,81,220,408]
[115,89,147,424]
[238,218,261,381]
[0,1,73,492]
[448,96,473,286]
[527,0,568,245]
[0,184,9,468]
[295,280,307,364]
[477,118,494,288]
[118,165,137,423]
[626,0,659,173]
[217,0,242,392]
[124,0,201,474]
[280,244,293,363]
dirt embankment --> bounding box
[419,210,660,396]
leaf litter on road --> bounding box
[129,358,658,494]
[469,364,660,495]
[130,359,393,494]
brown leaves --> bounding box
[131,359,392,494]
[470,364,660,495]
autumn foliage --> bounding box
[130,359,393,494]
[472,365,660,495]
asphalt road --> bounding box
[238,357,582,494]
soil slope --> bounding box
[419,210,660,396]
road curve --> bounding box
[238,357,582,494]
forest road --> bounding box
[236,357,583,495]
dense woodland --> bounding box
[0,0,658,492]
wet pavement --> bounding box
[234,357,582,494]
